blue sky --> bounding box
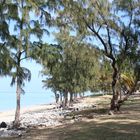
[0,60,55,111]
[0,60,45,94]
[0,34,57,110]
[0,19,56,93]
[0,19,57,110]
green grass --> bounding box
[89,93,104,97]
[66,108,108,118]
[15,120,140,140]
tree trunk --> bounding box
[54,91,59,103]
[60,92,63,103]
[60,92,63,102]
[110,59,120,112]
[74,93,77,99]
[63,91,68,108]
[69,92,73,103]
[14,82,21,128]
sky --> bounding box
[0,33,57,111]
[0,60,46,94]
[0,5,98,110]
[0,60,56,111]
[1,16,55,86]
[0,16,57,94]
[0,19,57,110]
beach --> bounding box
[0,95,110,137]
[0,104,56,123]
[0,94,140,139]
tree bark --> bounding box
[14,54,21,128]
[70,92,73,103]
[54,91,59,103]
[110,67,140,113]
[63,91,68,108]
[14,82,21,128]
[110,59,120,112]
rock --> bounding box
[86,114,94,119]
[76,108,79,111]
[92,105,96,108]
[108,110,114,115]
[0,122,7,128]
[0,129,24,137]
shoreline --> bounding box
[0,94,110,123]
[0,95,111,137]
[0,103,56,123]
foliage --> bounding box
[50,0,140,110]
[120,73,135,91]
[40,34,101,98]
[0,0,140,116]
[0,0,56,127]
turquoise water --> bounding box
[0,90,93,111]
[0,90,55,111]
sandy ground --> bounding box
[0,95,111,123]
[0,95,112,137]
[0,104,56,123]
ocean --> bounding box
[0,62,94,112]
[0,90,55,111]
[0,90,93,111]
[0,62,56,112]
[0,61,93,112]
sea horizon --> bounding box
[0,90,55,112]
[0,90,94,112]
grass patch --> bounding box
[90,93,104,97]
[124,99,140,105]
[19,120,140,140]
[66,108,108,119]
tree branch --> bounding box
[83,17,109,55]
[0,42,6,50]
[106,25,113,55]
[20,56,30,61]
[97,25,102,34]
[128,1,133,29]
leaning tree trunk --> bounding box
[14,81,21,128]
[110,59,120,112]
